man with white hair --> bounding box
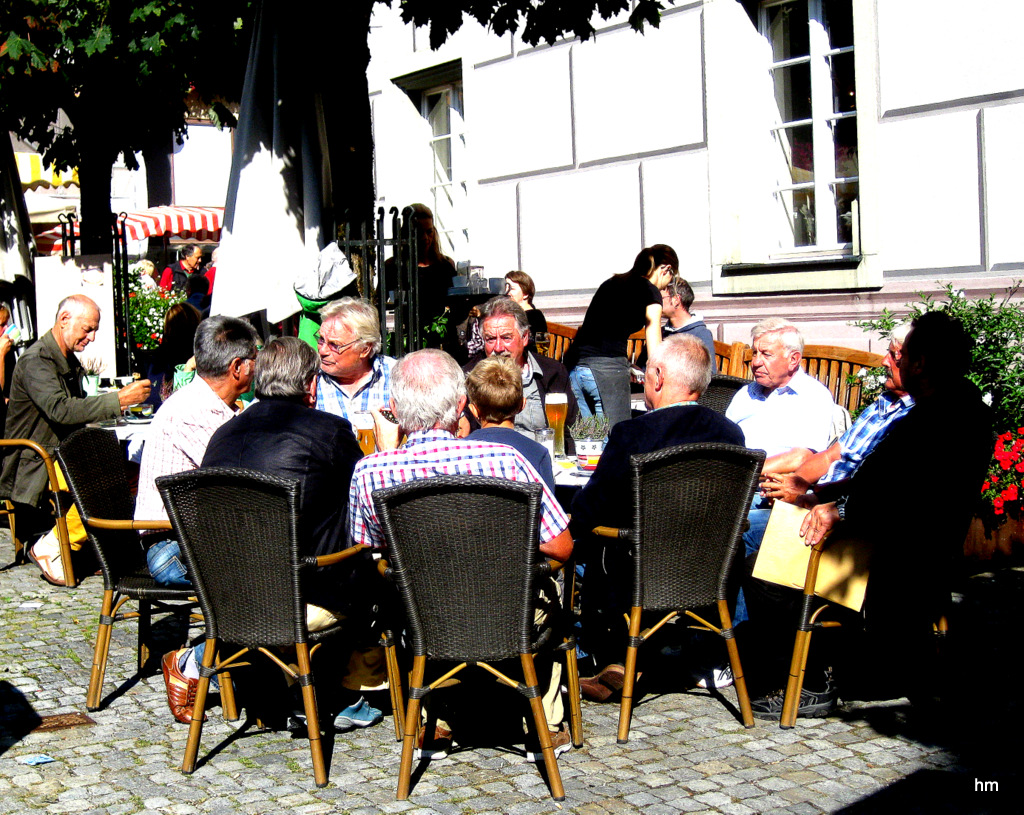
[347,348,573,760]
[314,297,395,422]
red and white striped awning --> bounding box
[34,205,224,255]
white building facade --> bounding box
[365,0,1024,351]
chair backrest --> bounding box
[157,467,306,647]
[625,329,646,365]
[543,322,577,362]
[629,443,765,611]
[698,374,749,414]
[800,345,884,414]
[371,475,543,662]
[56,427,147,586]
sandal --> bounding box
[579,664,640,702]
[27,544,67,587]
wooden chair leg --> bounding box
[718,600,753,728]
[397,655,426,801]
[182,638,216,775]
[137,600,151,671]
[219,668,239,722]
[295,643,327,788]
[563,640,583,748]
[54,513,76,588]
[3,500,23,564]
[382,630,404,742]
[521,653,565,802]
[86,589,115,710]
[616,606,643,744]
[781,590,820,729]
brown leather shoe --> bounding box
[161,649,204,724]
[579,664,640,703]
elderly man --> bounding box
[160,337,380,730]
[463,297,578,446]
[726,318,836,568]
[160,244,203,292]
[570,335,745,697]
[1,294,150,585]
[660,277,717,372]
[314,298,395,423]
[745,311,992,719]
[349,349,574,760]
[760,324,914,504]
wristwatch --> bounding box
[835,495,847,522]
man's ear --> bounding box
[467,402,481,420]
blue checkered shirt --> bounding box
[821,391,915,484]
[348,429,569,550]
[315,354,395,422]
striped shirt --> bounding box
[348,429,569,549]
[821,391,915,485]
[315,354,396,422]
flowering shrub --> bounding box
[855,282,1024,523]
[127,262,185,351]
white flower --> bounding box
[857,368,868,378]
[982,392,993,406]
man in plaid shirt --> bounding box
[347,348,573,759]
[315,298,395,423]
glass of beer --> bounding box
[544,393,568,459]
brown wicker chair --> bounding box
[698,374,750,414]
[156,467,397,788]
[371,475,582,802]
[56,427,196,709]
[592,442,765,743]
[0,438,76,585]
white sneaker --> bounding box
[692,665,733,689]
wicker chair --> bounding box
[0,438,76,585]
[371,475,582,802]
[56,427,195,710]
[156,467,397,788]
[592,442,765,743]
[698,374,749,414]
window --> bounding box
[760,0,857,252]
[422,82,466,259]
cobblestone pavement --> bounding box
[1,532,1020,815]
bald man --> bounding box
[1,294,151,585]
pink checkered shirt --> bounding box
[348,429,569,549]
[134,376,239,525]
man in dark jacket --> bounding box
[462,297,578,452]
[1,294,150,584]
[159,244,202,292]
[570,335,744,692]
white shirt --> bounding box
[725,368,836,457]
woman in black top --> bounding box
[567,245,677,429]
[504,270,547,350]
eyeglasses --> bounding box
[314,333,360,355]
[885,345,902,363]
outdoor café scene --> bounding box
[1,1,1022,813]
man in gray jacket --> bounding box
[1,294,150,584]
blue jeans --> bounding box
[733,498,772,624]
[569,365,603,420]
[146,539,192,586]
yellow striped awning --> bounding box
[15,152,80,190]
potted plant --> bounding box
[855,282,1024,558]
[79,356,104,395]
[127,262,186,370]
[570,415,610,471]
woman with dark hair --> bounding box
[567,244,677,429]
[504,270,548,344]
[151,302,203,404]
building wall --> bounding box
[367,0,1024,352]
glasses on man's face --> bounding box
[885,345,902,363]
[315,333,359,355]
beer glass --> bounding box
[544,393,568,459]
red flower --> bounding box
[995,507,1005,515]
[1003,485,1019,502]
[1000,459,1012,470]
[994,496,1005,507]
[982,481,990,491]
[1017,462,1024,473]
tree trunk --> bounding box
[76,118,118,256]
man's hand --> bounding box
[370,406,401,452]
[799,502,840,547]
[117,379,152,408]
[760,472,811,504]
[0,334,12,358]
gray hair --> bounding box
[481,296,530,337]
[193,315,259,379]
[891,322,912,346]
[751,317,804,355]
[320,297,382,356]
[391,349,465,432]
[254,337,319,401]
[55,293,99,322]
[649,334,712,396]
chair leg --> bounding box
[718,600,753,728]
[54,514,76,588]
[521,653,565,802]
[397,655,426,801]
[616,606,643,744]
[182,637,216,775]
[781,628,813,729]
[3,501,23,564]
[295,643,328,788]
[382,630,405,742]
[219,668,239,722]
[563,640,584,748]
[137,600,151,672]
[86,589,115,711]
